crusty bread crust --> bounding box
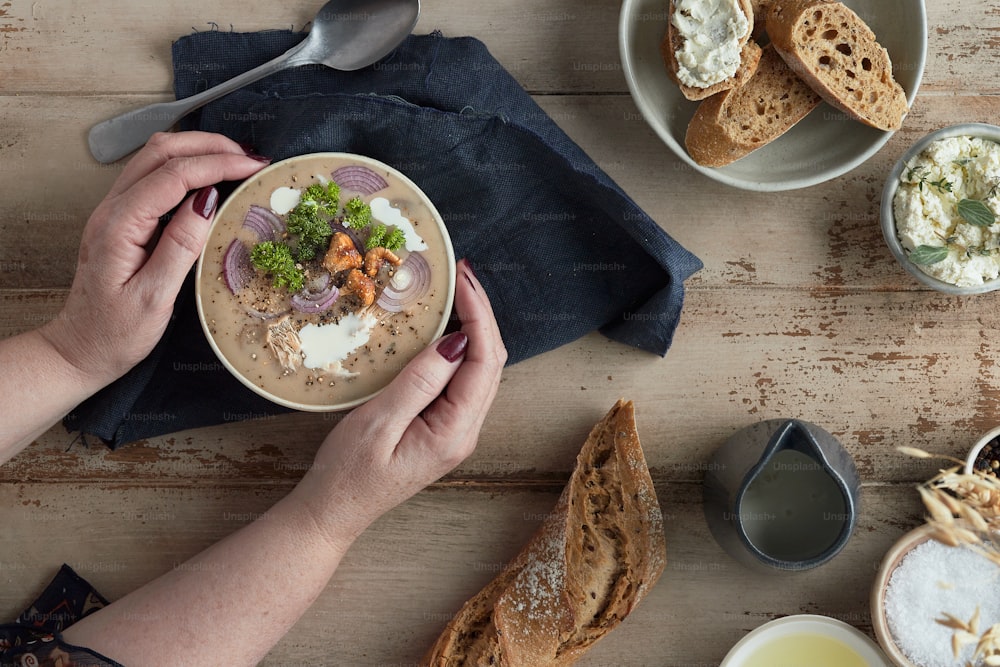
[766,0,907,131]
[686,45,822,167]
[420,400,666,667]
[661,0,760,101]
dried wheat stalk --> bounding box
[900,447,1000,663]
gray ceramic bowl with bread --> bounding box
[619,0,927,190]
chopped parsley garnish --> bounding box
[344,197,372,229]
[366,223,386,250]
[384,228,406,252]
[284,182,341,261]
[250,241,304,291]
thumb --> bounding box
[138,186,218,306]
[357,332,469,432]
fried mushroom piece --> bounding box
[363,247,402,277]
[322,232,363,274]
[341,268,376,307]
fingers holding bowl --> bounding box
[441,259,507,412]
[108,131,261,197]
[393,260,507,470]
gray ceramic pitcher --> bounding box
[703,419,861,572]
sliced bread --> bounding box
[661,0,762,101]
[420,400,666,666]
[685,44,822,167]
[766,0,908,131]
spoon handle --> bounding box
[88,39,314,164]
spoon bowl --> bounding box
[306,0,420,70]
[88,0,420,163]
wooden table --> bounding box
[1,0,995,664]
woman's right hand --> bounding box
[291,259,507,546]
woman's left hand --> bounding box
[41,131,271,388]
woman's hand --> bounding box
[292,259,507,546]
[59,265,505,664]
[0,132,272,459]
[41,131,271,388]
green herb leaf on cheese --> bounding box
[958,198,996,228]
[908,245,950,266]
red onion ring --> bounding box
[331,165,388,195]
[222,239,254,295]
[291,283,340,313]
[376,252,431,312]
[241,205,285,241]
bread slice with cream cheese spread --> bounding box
[686,44,822,167]
[661,0,762,101]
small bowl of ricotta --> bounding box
[881,123,1000,294]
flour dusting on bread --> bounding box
[420,400,666,666]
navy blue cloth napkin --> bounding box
[64,31,701,448]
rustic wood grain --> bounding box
[0,482,924,666]
[0,0,994,664]
[0,1,996,94]
[0,282,982,488]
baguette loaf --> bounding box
[766,0,908,131]
[661,0,762,101]
[421,400,666,667]
[686,44,822,167]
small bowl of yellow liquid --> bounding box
[721,615,890,667]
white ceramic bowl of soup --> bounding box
[720,614,889,667]
[196,153,456,412]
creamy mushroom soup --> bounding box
[196,154,455,410]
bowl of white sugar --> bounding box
[872,524,1000,666]
[881,123,1000,294]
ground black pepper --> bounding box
[973,436,1000,475]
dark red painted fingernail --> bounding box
[193,186,219,220]
[460,259,478,290]
[238,142,270,163]
[436,331,468,363]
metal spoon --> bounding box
[88,0,420,164]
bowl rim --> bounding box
[719,613,890,666]
[618,0,928,192]
[870,524,936,667]
[964,424,1000,474]
[194,151,457,413]
[880,122,1000,295]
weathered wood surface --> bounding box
[0,482,923,666]
[0,0,995,664]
